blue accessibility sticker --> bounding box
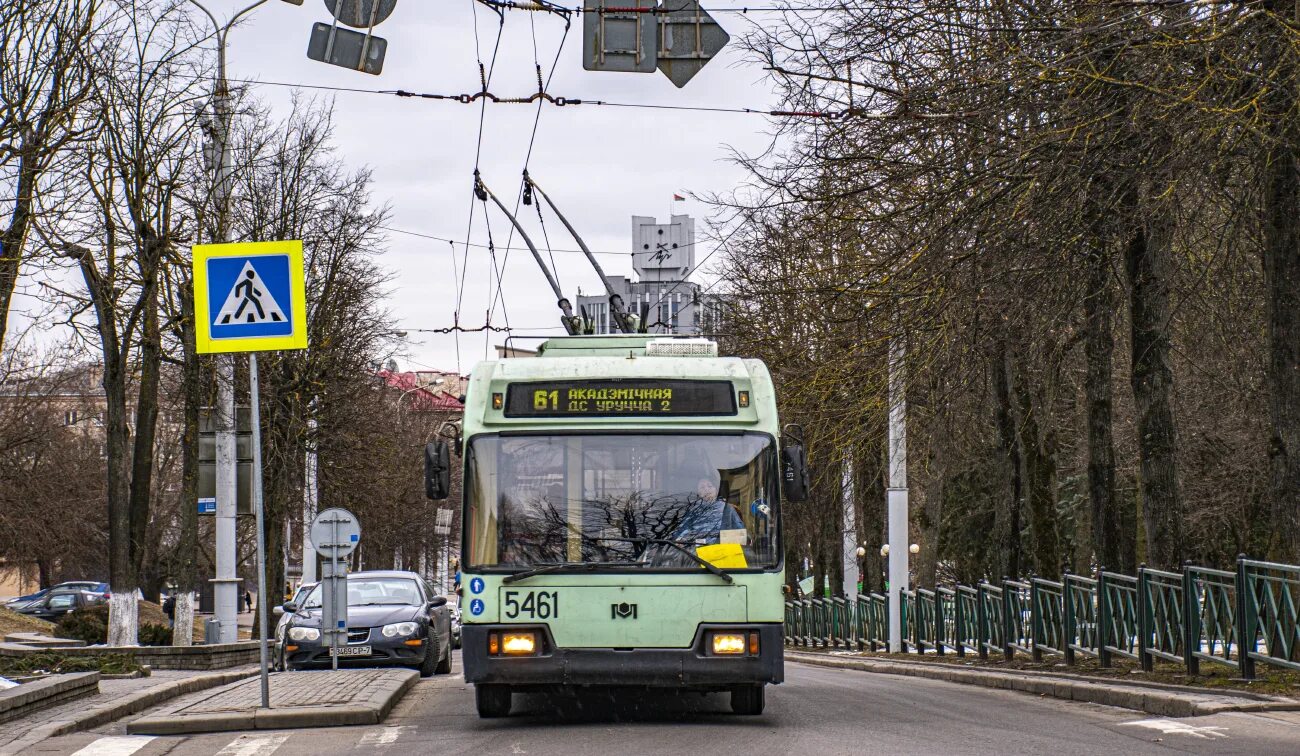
[469,577,485,595]
[469,599,485,616]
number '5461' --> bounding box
[503,590,558,619]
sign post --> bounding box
[310,508,361,670]
[193,240,308,709]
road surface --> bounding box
[21,655,1300,755]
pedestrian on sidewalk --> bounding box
[242,589,252,613]
[162,595,175,628]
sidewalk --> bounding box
[0,665,257,755]
[786,650,1300,717]
[126,668,418,735]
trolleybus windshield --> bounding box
[465,433,779,571]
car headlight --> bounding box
[381,621,419,638]
[288,626,320,642]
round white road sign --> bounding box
[310,507,362,558]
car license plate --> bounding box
[331,645,371,657]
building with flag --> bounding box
[576,214,725,336]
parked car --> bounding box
[5,582,110,609]
[272,581,316,671]
[280,571,453,677]
[16,590,106,622]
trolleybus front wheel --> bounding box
[730,684,765,715]
[475,684,512,718]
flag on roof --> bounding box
[673,194,685,201]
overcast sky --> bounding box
[11,1,784,374]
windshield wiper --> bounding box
[593,537,735,584]
[502,560,643,585]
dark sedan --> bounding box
[272,581,316,671]
[280,571,453,677]
[6,581,109,610]
[16,590,105,621]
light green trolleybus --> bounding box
[423,334,808,718]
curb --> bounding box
[126,669,419,735]
[0,672,99,725]
[0,667,258,755]
[785,651,1300,718]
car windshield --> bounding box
[302,577,422,609]
[466,433,779,570]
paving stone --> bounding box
[785,650,1300,718]
[126,668,418,735]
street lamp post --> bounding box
[189,0,272,649]
[187,0,295,656]
[887,334,909,653]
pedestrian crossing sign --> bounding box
[193,240,308,354]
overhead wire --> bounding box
[463,0,512,368]
[381,222,715,256]
[482,4,573,344]
[226,77,883,119]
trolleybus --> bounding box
[424,334,806,717]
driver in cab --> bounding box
[674,472,745,546]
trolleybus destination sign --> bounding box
[504,379,738,418]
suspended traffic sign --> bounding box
[307,21,387,75]
[655,0,730,88]
[324,0,397,28]
[582,0,658,74]
[582,0,730,86]
[192,240,308,354]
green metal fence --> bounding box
[783,556,1300,680]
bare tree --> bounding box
[47,0,205,644]
[0,0,98,352]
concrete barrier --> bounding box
[0,672,99,725]
[0,639,260,671]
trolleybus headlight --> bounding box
[502,632,537,655]
[288,627,320,642]
[711,633,746,655]
[381,622,418,638]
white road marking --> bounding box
[357,726,410,746]
[1120,719,1229,739]
[214,732,292,756]
[70,736,156,756]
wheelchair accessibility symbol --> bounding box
[469,599,485,616]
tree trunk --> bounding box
[1011,359,1061,579]
[174,284,200,646]
[128,242,162,580]
[1261,3,1300,562]
[103,359,137,646]
[992,338,1023,578]
[68,241,137,645]
[1124,202,1184,569]
[858,441,886,594]
[0,136,43,355]
[1083,244,1121,570]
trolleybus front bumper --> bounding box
[462,623,783,689]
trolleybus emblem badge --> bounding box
[611,602,638,620]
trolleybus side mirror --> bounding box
[425,440,451,500]
[781,443,809,503]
